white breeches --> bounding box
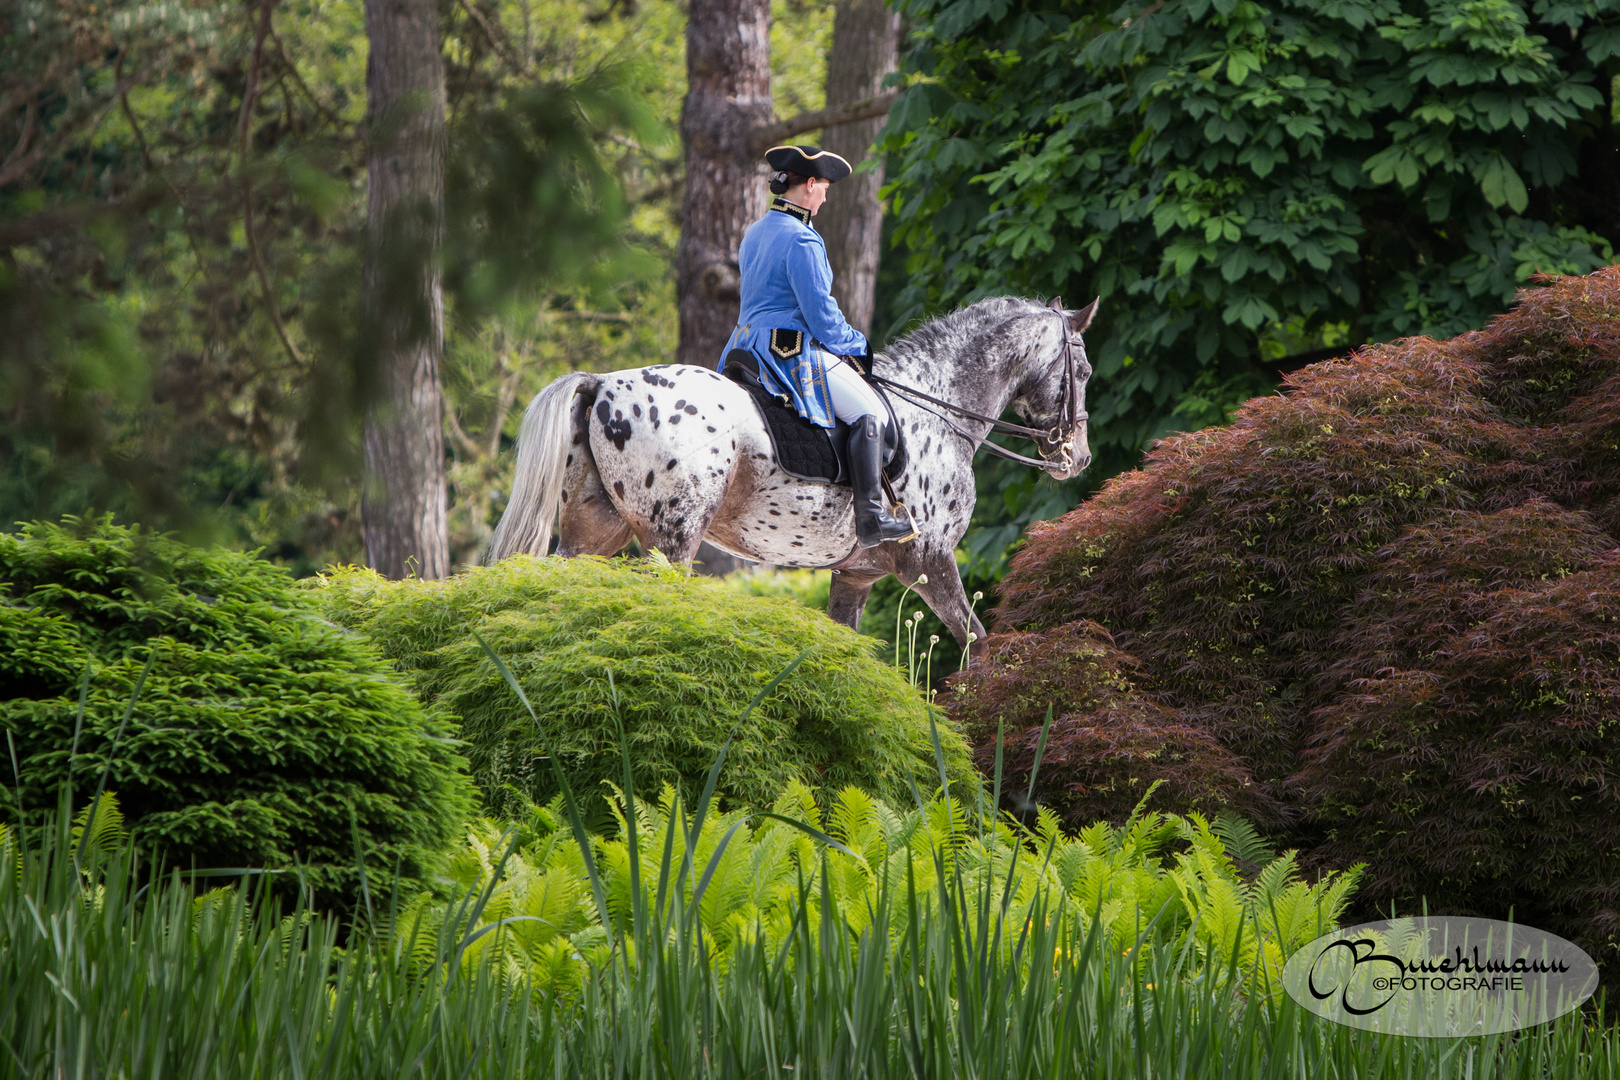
[824,353,886,424]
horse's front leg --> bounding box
[904,552,987,649]
[827,570,883,632]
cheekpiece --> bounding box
[763,145,853,183]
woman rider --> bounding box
[718,144,915,548]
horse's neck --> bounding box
[879,334,1022,427]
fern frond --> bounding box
[72,792,125,855]
[1212,811,1275,875]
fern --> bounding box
[71,793,125,857]
[399,785,1362,1003]
[1213,810,1276,875]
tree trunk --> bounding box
[817,0,900,338]
[675,0,773,368]
[361,0,450,580]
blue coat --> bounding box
[718,200,868,429]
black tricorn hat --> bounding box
[764,145,853,183]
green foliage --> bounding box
[311,556,978,818]
[881,0,1620,485]
[409,781,1363,1003]
[0,518,474,905]
[955,268,1620,970]
[0,0,845,573]
[7,786,1615,1078]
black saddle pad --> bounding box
[721,350,908,486]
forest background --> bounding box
[4,0,1619,603]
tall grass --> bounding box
[2,647,1616,1078]
[2,803,1615,1079]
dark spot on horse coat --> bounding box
[674,399,686,410]
[633,404,642,418]
[706,425,716,433]
[566,454,573,466]
[668,413,681,425]
[649,406,659,428]
[666,459,678,470]
[684,404,698,416]
[645,470,655,488]
[560,490,569,502]
[613,481,625,498]
[651,500,662,520]
[596,398,633,451]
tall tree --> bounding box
[817,0,901,337]
[674,0,773,368]
[362,0,450,579]
[676,0,901,367]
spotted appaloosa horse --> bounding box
[486,296,1097,646]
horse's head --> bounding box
[1017,297,1097,480]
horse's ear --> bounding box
[1070,297,1100,334]
[1047,296,1064,312]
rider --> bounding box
[719,144,914,548]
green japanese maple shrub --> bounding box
[311,556,978,820]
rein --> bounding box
[860,304,1087,470]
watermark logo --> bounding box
[1281,917,1598,1037]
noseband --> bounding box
[863,304,1088,470]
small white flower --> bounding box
[913,611,923,621]
[930,635,940,644]
[968,632,978,643]
[916,573,929,585]
[972,591,984,601]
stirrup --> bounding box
[856,503,918,548]
[889,502,919,544]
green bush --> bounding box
[0,518,474,905]
[311,556,977,819]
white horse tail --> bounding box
[487,371,601,564]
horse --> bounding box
[486,295,1097,647]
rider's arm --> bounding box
[785,232,868,356]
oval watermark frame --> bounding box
[1281,917,1598,1037]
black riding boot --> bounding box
[850,415,915,548]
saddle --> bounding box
[722,350,908,486]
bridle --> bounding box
[861,299,1089,470]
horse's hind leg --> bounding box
[828,570,883,632]
[557,397,633,557]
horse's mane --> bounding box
[879,296,1052,369]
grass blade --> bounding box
[472,629,615,949]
